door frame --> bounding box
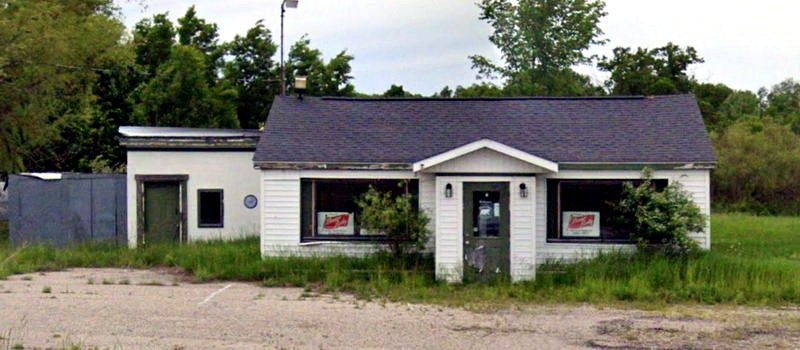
[135,175,188,245]
[462,181,511,280]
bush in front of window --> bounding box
[614,168,706,255]
[355,185,430,257]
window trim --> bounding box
[300,178,418,242]
[546,178,668,244]
[197,189,224,228]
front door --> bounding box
[143,182,181,245]
[463,182,510,282]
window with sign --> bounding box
[300,179,419,241]
[546,179,668,243]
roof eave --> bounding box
[254,161,412,171]
[120,136,259,150]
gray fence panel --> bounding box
[8,174,126,247]
[91,177,120,242]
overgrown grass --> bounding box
[0,214,798,307]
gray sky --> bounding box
[119,0,800,95]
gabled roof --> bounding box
[413,139,558,173]
[254,94,716,168]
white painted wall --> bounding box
[259,170,436,257]
[535,169,712,264]
[126,150,261,247]
[434,176,536,283]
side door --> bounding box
[143,182,180,245]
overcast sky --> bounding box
[119,0,800,95]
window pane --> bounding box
[198,190,223,227]
[300,179,419,239]
[547,179,668,242]
[472,191,500,237]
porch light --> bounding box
[445,183,453,198]
[519,183,528,198]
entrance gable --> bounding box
[413,139,558,174]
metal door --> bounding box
[463,182,510,282]
[144,182,180,244]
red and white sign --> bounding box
[562,211,600,237]
[317,212,355,235]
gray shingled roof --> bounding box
[254,94,716,165]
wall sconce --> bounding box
[445,183,453,198]
[519,183,528,198]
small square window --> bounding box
[198,189,223,228]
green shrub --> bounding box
[614,168,706,254]
[356,184,430,257]
[712,119,800,215]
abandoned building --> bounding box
[120,94,715,282]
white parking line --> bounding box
[198,284,232,306]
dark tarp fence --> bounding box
[8,174,126,247]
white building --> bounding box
[122,94,716,283]
[120,127,262,247]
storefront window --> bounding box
[546,179,667,243]
[300,179,418,240]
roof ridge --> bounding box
[317,96,649,102]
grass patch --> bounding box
[0,214,798,307]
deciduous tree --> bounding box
[470,0,607,96]
[224,21,279,129]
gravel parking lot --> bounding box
[0,268,798,349]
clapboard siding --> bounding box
[535,169,711,264]
[435,177,463,282]
[509,178,536,281]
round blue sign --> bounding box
[243,194,258,209]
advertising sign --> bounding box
[562,211,600,237]
[317,212,355,235]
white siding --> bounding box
[126,150,261,247]
[260,169,425,257]
[425,148,551,173]
[434,176,536,283]
[535,169,712,264]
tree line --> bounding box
[1,0,798,214]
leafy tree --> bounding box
[598,43,704,95]
[287,36,355,96]
[224,21,279,129]
[382,84,420,97]
[132,46,238,128]
[693,82,733,129]
[470,0,607,95]
[132,13,176,77]
[432,86,453,98]
[759,78,800,118]
[177,6,223,79]
[356,185,431,257]
[712,119,800,214]
[614,169,705,255]
[0,0,131,174]
[454,83,505,97]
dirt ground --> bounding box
[0,268,798,349]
